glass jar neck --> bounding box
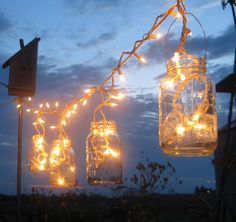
[52,139,71,148]
[90,120,117,132]
[166,54,206,77]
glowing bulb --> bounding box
[188,121,194,125]
[164,80,174,89]
[84,89,91,93]
[65,111,71,118]
[16,104,21,109]
[149,33,162,39]
[73,104,78,109]
[38,165,45,171]
[26,109,31,112]
[28,97,32,101]
[134,52,147,64]
[194,123,206,130]
[70,166,75,172]
[38,118,45,123]
[180,74,186,81]
[172,52,179,62]
[192,113,200,121]
[140,57,147,64]
[111,92,125,100]
[58,178,64,185]
[176,12,181,18]
[53,149,60,156]
[36,137,44,145]
[105,128,113,135]
[39,104,43,108]
[110,103,118,107]
[104,147,119,157]
[46,103,50,108]
[34,110,39,114]
[119,74,125,82]
[50,126,56,129]
[176,126,185,135]
[55,101,59,107]
[83,100,87,106]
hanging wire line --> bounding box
[23,0,192,136]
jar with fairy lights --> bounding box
[49,138,76,186]
[159,52,217,156]
[86,120,122,184]
[29,134,48,171]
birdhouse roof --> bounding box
[2,37,40,69]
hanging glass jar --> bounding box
[29,134,48,171]
[86,120,122,184]
[159,53,217,156]
[49,138,76,186]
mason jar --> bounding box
[159,53,217,156]
[49,139,76,186]
[86,120,122,184]
[29,134,48,171]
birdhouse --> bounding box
[2,38,40,97]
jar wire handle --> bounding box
[164,12,208,63]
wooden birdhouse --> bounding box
[2,38,40,97]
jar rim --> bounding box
[167,53,206,65]
[52,139,71,147]
[90,120,117,130]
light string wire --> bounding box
[21,0,192,136]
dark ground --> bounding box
[0,191,217,222]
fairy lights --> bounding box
[20,0,217,186]
[86,120,122,184]
[133,52,147,64]
[29,114,48,171]
[160,54,217,157]
[49,138,76,186]
[29,134,48,171]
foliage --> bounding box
[0,193,216,222]
[195,186,216,195]
[130,152,182,195]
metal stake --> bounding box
[17,97,23,222]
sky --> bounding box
[0,0,235,194]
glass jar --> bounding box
[29,134,48,171]
[49,139,76,186]
[86,120,122,184]
[159,53,217,156]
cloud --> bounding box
[208,63,233,83]
[35,55,117,98]
[77,31,117,49]
[0,11,12,33]
[65,0,125,12]
[143,24,235,65]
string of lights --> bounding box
[15,0,217,186]
[21,2,179,129]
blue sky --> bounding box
[0,0,235,194]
